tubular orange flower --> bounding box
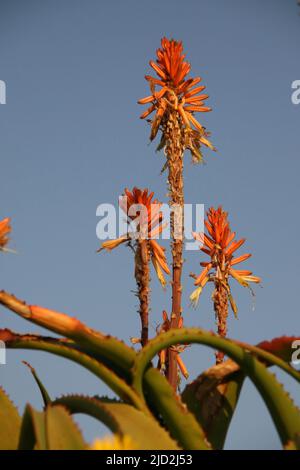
[0,217,11,251]
[190,206,261,364]
[138,37,214,162]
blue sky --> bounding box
[0,0,300,449]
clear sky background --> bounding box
[1,0,299,450]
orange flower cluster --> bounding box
[0,218,11,251]
[138,37,214,161]
[99,188,170,286]
[190,207,261,311]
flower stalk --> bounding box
[165,110,185,387]
[190,206,261,364]
[139,38,214,389]
[213,282,229,364]
[135,240,150,346]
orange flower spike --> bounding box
[190,207,261,364]
[0,217,11,251]
[192,205,261,292]
[139,37,214,159]
[104,188,169,346]
[191,206,261,364]
[100,187,170,288]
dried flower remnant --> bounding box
[0,218,11,252]
[98,188,170,346]
[190,207,261,363]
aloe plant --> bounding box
[0,38,300,450]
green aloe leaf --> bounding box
[143,368,211,450]
[53,394,180,450]
[182,335,300,449]
[182,364,244,449]
[0,387,21,450]
[18,404,86,450]
[18,405,47,450]
[1,329,146,412]
[5,293,299,449]
[22,361,51,407]
[45,405,86,450]
[0,291,136,382]
[0,327,208,450]
[132,328,300,449]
